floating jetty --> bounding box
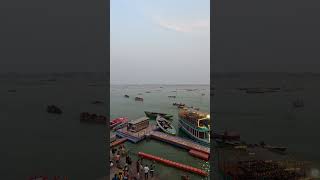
[138,152,208,177]
[110,138,127,148]
[188,149,209,161]
[115,124,159,143]
[150,131,210,155]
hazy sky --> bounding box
[110,0,210,84]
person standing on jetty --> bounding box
[136,160,140,173]
[150,162,155,178]
[116,152,121,167]
[144,164,149,180]
[112,174,119,180]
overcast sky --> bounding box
[110,0,210,84]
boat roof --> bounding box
[180,108,210,119]
[129,117,149,124]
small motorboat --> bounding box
[156,115,176,135]
[265,145,287,153]
[80,112,107,124]
[201,93,205,96]
[168,95,176,98]
[110,117,128,129]
[144,111,173,120]
[145,91,151,93]
[124,94,130,98]
[177,104,185,109]
[246,89,265,94]
[213,131,240,141]
[173,102,185,106]
[47,105,62,114]
[135,97,143,101]
[92,100,104,104]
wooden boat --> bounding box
[135,97,143,101]
[189,106,200,110]
[92,100,104,104]
[113,121,128,131]
[110,117,128,129]
[124,94,129,98]
[80,112,107,124]
[264,145,287,153]
[178,105,185,109]
[47,105,62,114]
[156,115,176,135]
[246,89,265,94]
[110,132,116,143]
[173,102,185,106]
[213,131,240,141]
[144,111,173,120]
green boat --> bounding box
[156,115,176,135]
[144,111,173,120]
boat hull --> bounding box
[144,111,173,120]
[178,120,210,147]
[156,116,176,135]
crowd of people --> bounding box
[235,160,306,180]
[110,144,156,180]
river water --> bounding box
[110,84,210,180]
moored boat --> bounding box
[213,131,240,141]
[156,115,176,135]
[144,111,173,120]
[124,94,129,98]
[178,108,210,146]
[110,132,116,143]
[135,97,143,101]
[173,102,185,106]
[47,105,62,114]
[110,117,129,129]
[80,112,107,124]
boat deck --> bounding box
[115,124,158,143]
[150,131,210,155]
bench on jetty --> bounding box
[150,131,210,155]
[138,152,208,177]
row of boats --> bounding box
[213,131,288,154]
[173,102,200,110]
[110,108,211,146]
[124,94,144,101]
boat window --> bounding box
[199,132,204,139]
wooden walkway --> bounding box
[110,138,127,148]
[116,124,158,143]
[150,131,210,155]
